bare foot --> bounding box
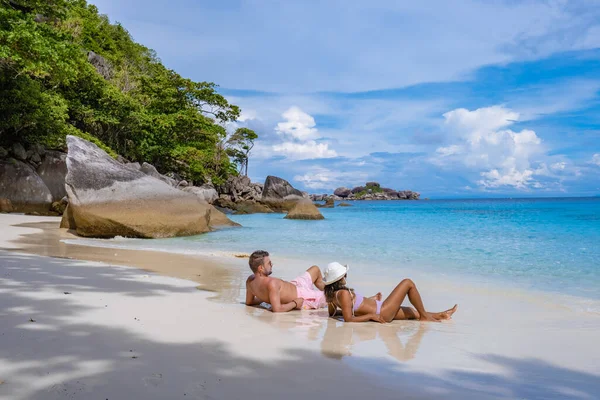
[438,304,458,320]
[419,313,440,322]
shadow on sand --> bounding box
[0,251,598,400]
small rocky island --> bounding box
[311,182,420,201]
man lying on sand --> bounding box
[245,250,327,312]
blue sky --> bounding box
[91,0,600,197]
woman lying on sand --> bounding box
[323,262,458,323]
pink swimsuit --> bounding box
[353,292,383,315]
[335,290,383,318]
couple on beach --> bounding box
[245,250,458,323]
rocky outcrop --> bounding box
[87,51,112,80]
[183,185,219,204]
[260,175,305,212]
[333,187,352,198]
[37,150,68,201]
[262,175,304,201]
[397,190,420,200]
[309,181,420,201]
[285,200,324,220]
[64,135,238,238]
[218,175,263,203]
[0,159,53,213]
[338,202,352,207]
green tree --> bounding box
[226,127,258,176]
[0,0,256,185]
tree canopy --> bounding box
[0,0,257,184]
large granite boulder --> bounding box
[366,181,380,188]
[262,175,303,201]
[285,200,324,220]
[64,135,238,238]
[140,162,178,187]
[351,186,366,194]
[333,187,351,198]
[183,185,219,204]
[0,159,53,212]
[37,150,68,201]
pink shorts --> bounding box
[290,271,326,309]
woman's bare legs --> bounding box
[394,305,458,321]
[381,279,458,322]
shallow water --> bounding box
[65,198,600,302]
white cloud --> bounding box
[275,106,319,140]
[97,1,600,92]
[272,141,337,160]
[592,153,600,166]
[294,167,369,190]
[267,106,337,160]
[435,106,545,189]
[436,145,462,156]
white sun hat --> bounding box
[323,262,349,285]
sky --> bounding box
[91,0,600,197]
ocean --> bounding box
[64,197,600,305]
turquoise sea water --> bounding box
[68,198,600,301]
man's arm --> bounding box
[267,280,300,313]
[245,277,263,306]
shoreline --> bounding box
[1,214,599,399]
[48,218,600,315]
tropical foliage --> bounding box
[0,0,256,184]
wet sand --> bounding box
[1,214,599,399]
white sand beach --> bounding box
[1,214,599,400]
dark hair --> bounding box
[324,278,353,303]
[249,250,269,273]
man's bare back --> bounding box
[246,275,301,311]
[245,251,326,312]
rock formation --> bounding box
[312,182,420,201]
[37,150,68,201]
[285,200,324,220]
[183,185,218,203]
[0,159,53,213]
[333,187,351,197]
[262,175,304,201]
[63,135,238,238]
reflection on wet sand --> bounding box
[245,306,428,364]
[317,318,427,362]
